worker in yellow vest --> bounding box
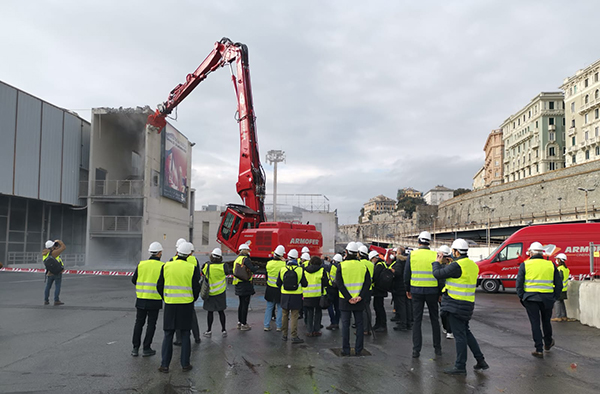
[170,239,200,345]
[404,231,442,358]
[358,245,375,335]
[277,249,308,344]
[432,239,489,375]
[336,242,371,356]
[516,242,562,358]
[131,242,164,357]
[264,245,286,332]
[157,242,201,373]
[42,239,66,306]
[202,248,232,338]
[303,256,327,337]
[233,243,259,331]
[325,253,343,330]
[552,253,571,322]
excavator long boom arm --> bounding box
[147,37,266,221]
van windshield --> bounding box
[485,242,504,260]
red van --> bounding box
[477,223,600,292]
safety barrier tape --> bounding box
[478,273,593,280]
[0,267,268,279]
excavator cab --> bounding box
[217,204,261,251]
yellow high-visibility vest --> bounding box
[279,265,304,295]
[202,263,227,296]
[303,267,324,298]
[136,259,164,300]
[361,259,375,290]
[266,259,286,288]
[445,258,479,303]
[43,253,64,268]
[338,259,367,299]
[410,248,438,288]
[557,265,570,293]
[163,259,195,304]
[232,255,252,285]
[524,258,555,293]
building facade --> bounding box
[398,187,422,199]
[423,185,454,205]
[363,195,396,220]
[560,59,600,167]
[484,129,504,187]
[0,80,89,267]
[501,92,566,183]
[472,166,485,190]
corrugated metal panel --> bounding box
[14,92,41,199]
[81,121,90,170]
[0,82,17,194]
[39,103,64,203]
[61,113,82,205]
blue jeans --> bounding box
[264,301,282,329]
[161,329,191,368]
[448,314,484,370]
[327,291,340,325]
[44,274,62,302]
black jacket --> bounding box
[404,246,444,295]
[234,256,259,296]
[131,255,163,310]
[392,255,407,294]
[372,260,388,298]
[432,259,474,321]
[516,255,563,308]
[336,262,372,311]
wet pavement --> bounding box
[1,272,599,393]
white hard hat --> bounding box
[368,251,379,260]
[333,253,343,263]
[358,245,368,256]
[301,253,310,261]
[288,249,299,259]
[451,239,469,252]
[211,248,222,257]
[528,242,544,253]
[346,242,359,253]
[274,245,285,257]
[356,242,365,248]
[238,243,251,251]
[189,243,195,252]
[176,238,186,247]
[45,240,55,249]
[556,253,567,261]
[177,242,193,256]
[148,242,163,253]
[301,246,310,253]
[418,231,432,243]
[438,245,452,256]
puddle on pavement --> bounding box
[330,348,372,357]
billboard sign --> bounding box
[161,123,189,203]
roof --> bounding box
[368,194,396,202]
[426,185,454,193]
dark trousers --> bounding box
[327,291,340,325]
[238,295,251,324]
[441,310,452,334]
[175,309,199,342]
[523,299,553,352]
[412,293,441,353]
[393,292,411,328]
[448,314,484,370]
[305,306,322,333]
[362,293,373,331]
[341,309,364,355]
[132,308,159,350]
[373,296,386,328]
[161,329,191,368]
[207,310,226,332]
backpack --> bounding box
[44,254,63,275]
[376,264,394,292]
[282,266,300,291]
[200,263,210,301]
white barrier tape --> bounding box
[0,268,268,279]
[478,274,593,280]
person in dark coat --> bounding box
[202,248,232,338]
[233,244,259,331]
[156,242,201,373]
[277,249,308,343]
[371,252,388,332]
[392,248,412,331]
[325,253,343,330]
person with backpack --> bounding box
[42,239,66,306]
[325,253,343,330]
[552,254,571,322]
[264,245,287,332]
[276,249,308,344]
[392,247,412,331]
[131,242,165,357]
[372,251,394,333]
[202,248,232,338]
[233,243,259,331]
[303,256,328,337]
[336,242,371,356]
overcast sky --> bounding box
[2,1,600,224]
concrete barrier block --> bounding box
[565,280,581,321]
[578,281,600,329]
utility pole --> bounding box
[578,187,596,223]
[483,205,495,254]
[266,150,286,221]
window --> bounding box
[572,136,576,146]
[596,126,599,137]
[586,150,590,160]
[571,102,575,113]
[585,94,589,104]
[201,221,210,245]
[549,117,555,125]
[574,85,578,93]
[596,146,600,156]
[549,146,556,156]
[536,120,539,128]
[549,162,556,171]
[585,113,589,124]
[572,119,576,128]
[549,131,555,141]
[572,155,576,164]
[529,110,531,118]
[497,244,523,262]
[563,118,566,126]
[596,108,599,119]
[549,101,555,110]
[596,89,599,100]
[585,78,589,88]
[585,130,589,140]
[596,72,599,83]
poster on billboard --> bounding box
[161,123,189,204]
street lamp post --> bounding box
[482,205,495,254]
[266,150,286,221]
[578,187,596,223]
[557,197,562,220]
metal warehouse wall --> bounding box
[0,80,90,206]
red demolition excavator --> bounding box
[147,37,322,261]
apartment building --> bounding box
[423,185,454,205]
[560,59,600,166]
[501,92,566,183]
[484,129,504,187]
[363,195,396,220]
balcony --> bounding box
[80,180,144,199]
[566,145,577,153]
[579,97,599,114]
[548,124,556,131]
[568,127,577,137]
[90,215,143,237]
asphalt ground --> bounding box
[1,272,599,394]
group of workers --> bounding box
[129,231,569,375]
